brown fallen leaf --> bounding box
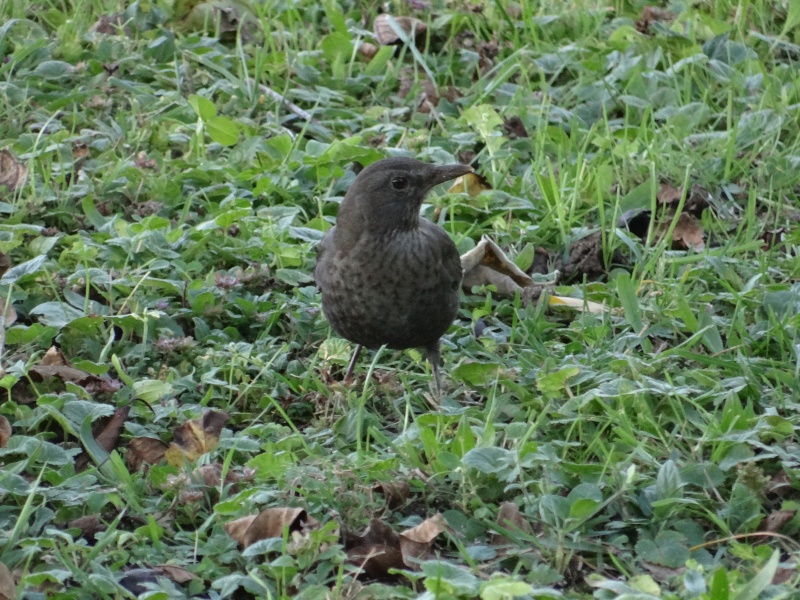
[41,346,69,366]
[0,416,10,448]
[0,252,9,278]
[75,406,131,472]
[635,5,675,34]
[374,480,410,509]
[490,502,532,545]
[503,116,529,139]
[225,507,307,549]
[346,519,404,579]
[461,236,534,295]
[447,171,491,197]
[28,365,99,387]
[164,410,229,466]
[127,437,169,471]
[399,513,448,566]
[66,515,106,540]
[656,182,682,205]
[668,213,705,252]
[373,14,426,46]
[358,41,379,59]
[153,564,198,584]
[760,509,796,533]
[0,149,28,193]
[0,561,15,600]
[0,299,16,326]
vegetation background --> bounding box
[0,0,798,598]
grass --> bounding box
[0,0,799,598]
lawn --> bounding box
[0,0,799,598]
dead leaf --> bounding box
[358,42,379,59]
[561,231,613,283]
[399,513,448,566]
[766,471,792,498]
[668,213,705,251]
[0,149,28,193]
[490,502,532,545]
[374,480,410,509]
[0,252,9,278]
[447,171,491,197]
[127,437,169,471]
[635,6,675,34]
[75,406,131,472]
[656,183,682,205]
[134,151,157,170]
[548,296,608,315]
[153,564,198,584]
[346,519,405,579]
[41,346,69,366]
[0,416,10,448]
[164,410,229,466]
[0,561,15,600]
[66,515,106,539]
[503,116,529,139]
[760,509,796,532]
[0,299,16,326]
[461,236,534,294]
[90,13,130,36]
[225,507,307,549]
[373,14,426,46]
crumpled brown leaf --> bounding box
[0,149,28,193]
[225,507,308,549]
[489,502,532,545]
[374,480,410,510]
[0,416,10,448]
[127,437,170,471]
[373,14,426,46]
[164,410,229,466]
[448,171,491,197]
[667,213,705,252]
[346,514,449,578]
[461,236,534,296]
[0,561,15,600]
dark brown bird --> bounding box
[315,157,473,392]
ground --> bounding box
[0,0,799,598]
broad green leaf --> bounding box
[1,254,48,283]
[133,379,173,402]
[732,550,779,600]
[206,116,240,146]
[480,578,534,600]
[188,94,216,120]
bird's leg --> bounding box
[344,344,363,382]
[425,343,443,399]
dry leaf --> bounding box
[66,515,106,539]
[447,171,491,197]
[225,507,307,549]
[503,116,528,138]
[153,564,198,584]
[41,346,69,366]
[635,6,675,33]
[28,365,98,386]
[346,519,404,579]
[0,561,15,600]
[398,513,447,566]
[0,149,28,193]
[75,406,131,472]
[461,236,534,294]
[0,299,16,327]
[656,183,682,205]
[164,410,229,466]
[0,416,10,448]
[548,296,607,315]
[760,509,796,533]
[373,14,427,46]
[358,41,379,59]
[490,502,532,545]
[374,481,410,509]
[668,213,705,251]
[127,437,169,470]
[0,252,9,278]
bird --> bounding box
[314,157,473,394]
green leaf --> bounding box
[29,302,85,329]
[513,242,535,272]
[364,45,394,77]
[462,447,512,474]
[421,561,481,595]
[480,578,534,600]
[133,379,174,402]
[188,94,216,120]
[206,116,240,146]
[733,550,779,600]
[1,254,48,283]
[452,361,501,386]
[709,568,730,600]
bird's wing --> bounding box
[423,220,462,289]
[314,226,336,290]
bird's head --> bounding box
[337,157,473,234]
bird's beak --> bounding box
[429,163,474,187]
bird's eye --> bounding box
[391,176,409,190]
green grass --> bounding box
[1,0,799,598]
